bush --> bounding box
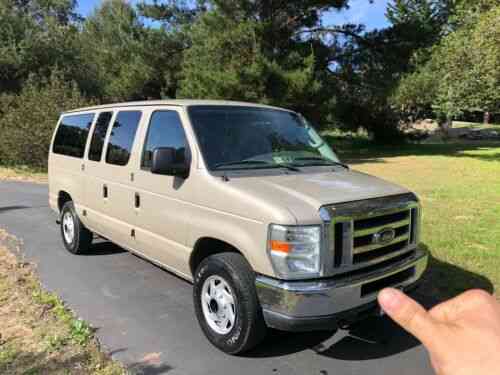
[0,71,94,169]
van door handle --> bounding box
[103,185,108,198]
[135,193,140,208]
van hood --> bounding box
[226,168,410,222]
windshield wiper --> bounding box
[293,157,349,169]
[213,160,301,172]
[275,163,301,172]
[213,160,270,170]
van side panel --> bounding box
[49,154,85,213]
[83,164,138,248]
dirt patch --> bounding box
[0,167,47,184]
[402,120,500,143]
[0,229,125,374]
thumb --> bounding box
[378,288,439,349]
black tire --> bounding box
[60,201,92,255]
[193,253,267,354]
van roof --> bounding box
[63,99,292,114]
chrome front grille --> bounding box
[352,210,411,262]
[320,194,420,275]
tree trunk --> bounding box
[484,111,490,124]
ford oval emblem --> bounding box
[373,228,396,245]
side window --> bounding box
[53,113,95,158]
[105,111,142,166]
[142,111,188,170]
[88,112,113,162]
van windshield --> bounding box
[188,106,340,171]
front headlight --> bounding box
[267,224,321,279]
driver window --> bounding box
[142,111,188,170]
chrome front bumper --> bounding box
[255,247,428,331]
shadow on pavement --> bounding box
[245,313,419,361]
[244,329,337,358]
[128,362,174,375]
[0,205,31,213]
[417,244,494,303]
[83,240,127,256]
[313,314,419,360]
[108,348,175,375]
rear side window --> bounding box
[105,111,142,166]
[53,113,95,158]
[88,112,113,162]
[142,111,188,169]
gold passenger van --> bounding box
[49,100,428,354]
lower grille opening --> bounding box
[334,250,416,280]
[353,240,408,264]
[361,267,415,297]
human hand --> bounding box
[378,288,500,375]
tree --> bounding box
[80,0,184,101]
[386,0,452,33]
[0,0,83,94]
[0,70,93,168]
[141,0,349,124]
[178,14,267,102]
[390,58,438,121]
[434,4,500,120]
[326,0,463,141]
[178,11,328,123]
[393,2,500,125]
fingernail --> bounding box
[378,288,403,313]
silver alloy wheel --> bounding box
[201,275,236,335]
[62,211,75,244]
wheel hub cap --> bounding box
[62,211,75,244]
[201,275,236,335]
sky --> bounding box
[77,0,391,31]
[324,0,391,31]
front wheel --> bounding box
[193,253,267,354]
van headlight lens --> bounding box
[267,225,321,279]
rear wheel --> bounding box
[193,253,267,354]
[60,201,92,254]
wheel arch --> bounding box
[189,237,244,276]
[57,190,73,212]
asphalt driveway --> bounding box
[0,180,434,375]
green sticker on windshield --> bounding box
[273,156,284,163]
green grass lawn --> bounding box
[336,142,500,300]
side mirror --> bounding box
[151,147,189,178]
